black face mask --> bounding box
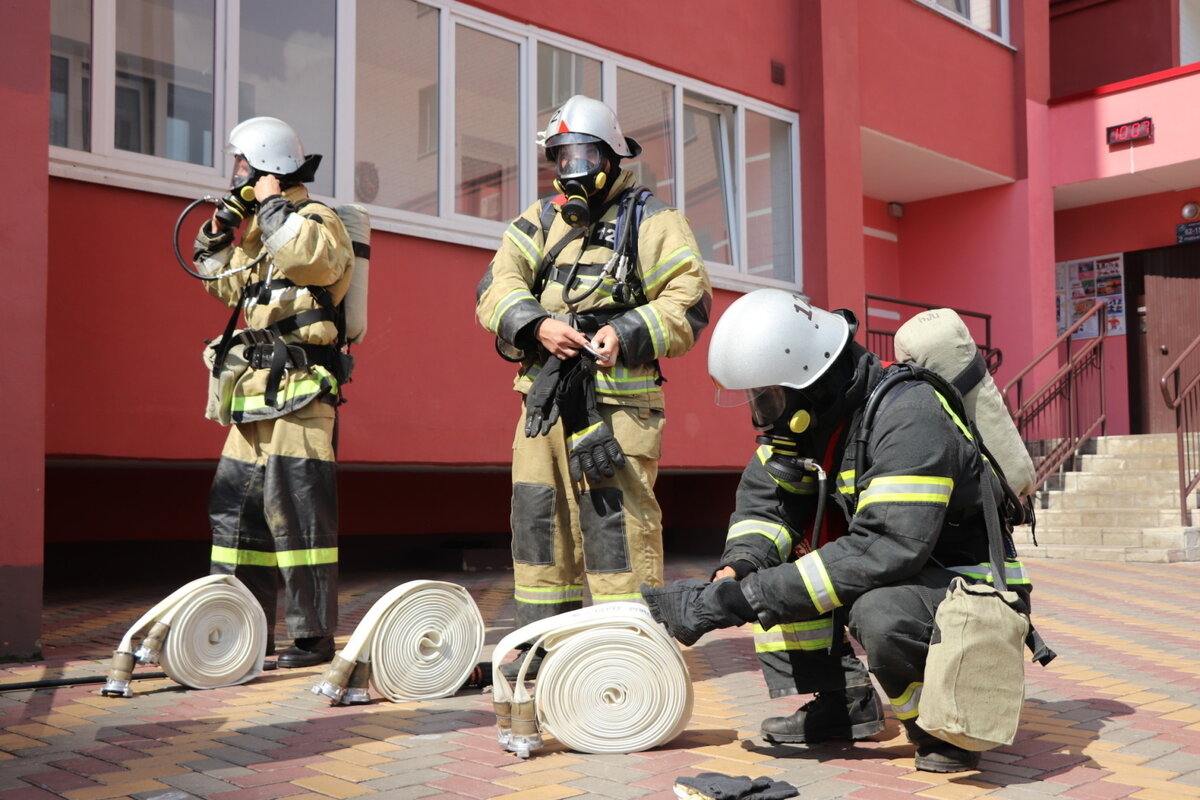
[553,141,613,227]
[752,387,820,485]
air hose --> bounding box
[173,196,267,281]
[491,602,693,758]
[312,580,483,705]
[102,575,266,697]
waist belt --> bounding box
[241,337,341,407]
[103,575,267,697]
[312,581,484,704]
[491,602,694,758]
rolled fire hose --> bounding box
[492,602,693,758]
[102,575,266,697]
[313,580,483,705]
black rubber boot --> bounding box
[904,721,982,773]
[640,578,754,647]
[760,684,886,744]
[500,645,546,681]
[276,636,335,669]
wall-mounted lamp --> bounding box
[887,202,904,219]
[1182,201,1200,221]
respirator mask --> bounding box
[747,386,823,485]
[214,155,263,230]
[553,141,609,227]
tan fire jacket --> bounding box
[194,184,354,422]
[476,169,712,410]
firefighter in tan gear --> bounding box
[476,95,712,677]
[193,117,354,669]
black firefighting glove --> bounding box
[524,356,565,437]
[556,357,626,482]
[673,772,798,800]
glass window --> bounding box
[239,0,335,195]
[355,0,439,212]
[455,26,519,221]
[617,69,674,205]
[744,110,794,282]
[929,0,1002,38]
[114,0,213,165]
[50,0,91,151]
[536,43,601,199]
[683,94,734,266]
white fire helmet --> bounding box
[228,116,306,176]
[708,289,852,402]
[537,95,641,159]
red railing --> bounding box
[1002,301,1107,490]
[1159,331,1200,526]
[864,294,1001,372]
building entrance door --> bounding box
[1125,242,1200,434]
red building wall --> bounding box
[1050,0,1177,98]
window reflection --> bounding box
[455,26,518,221]
[536,44,600,200]
[745,110,794,282]
[50,0,91,151]
[617,69,674,205]
[683,95,734,266]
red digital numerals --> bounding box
[1106,118,1153,145]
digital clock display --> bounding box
[1106,117,1153,146]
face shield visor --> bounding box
[555,141,605,182]
[715,385,790,431]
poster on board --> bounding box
[1055,253,1125,339]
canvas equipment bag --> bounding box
[917,574,1030,751]
[202,331,250,425]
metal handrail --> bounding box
[1002,301,1107,491]
[1159,330,1200,526]
[864,294,1000,371]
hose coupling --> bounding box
[311,655,356,704]
[506,699,542,758]
[134,621,170,665]
[101,650,137,697]
[339,661,373,705]
[493,699,512,747]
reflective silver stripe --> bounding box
[200,250,233,276]
[513,584,584,605]
[244,285,312,309]
[949,560,1030,585]
[889,682,923,719]
[504,223,542,266]
[488,288,537,333]
[752,619,834,653]
[795,551,841,614]
[594,366,658,396]
[643,246,700,293]
[857,475,953,510]
[633,304,668,358]
[263,212,303,255]
[727,520,791,561]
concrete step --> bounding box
[1076,452,1181,473]
[1051,469,1184,493]
[1012,526,1199,550]
[1033,506,1199,528]
[1011,543,1200,563]
[1044,487,1194,511]
[1081,433,1178,456]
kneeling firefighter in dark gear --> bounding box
[193,116,354,669]
[476,95,712,679]
[641,289,1042,773]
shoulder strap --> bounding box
[533,199,585,300]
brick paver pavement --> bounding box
[2,556,1198,799]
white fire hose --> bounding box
[313,580,484,704]
[492,602,694,758]
[102,575,266,697]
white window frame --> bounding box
[913,0,1013,46]
[48,0,803,292]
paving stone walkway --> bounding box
[2,556,1198,799]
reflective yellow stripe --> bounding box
[594,367,659,396]
[857,475,953,510]
[933,391,974,441]
[889,682,923,719]
[514,584,584,604]
[634,304,668,358]
[488,288,536,333]
[211,545,276,567]
[593,592,645,602]
[276,547,338,567]
[727,520,792,560]
[836,470,856,495]
[505,223,541,266]
[949,560,1030,585]
[643,246,699,293]
[566,421,603,445]
[752,619,834,652]
[796,551,841,614]
[756,446,815,495]
[232,375,330,412]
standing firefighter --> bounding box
[642,290,1049,773]
[193,116,354,668]
[476,95,711,677]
